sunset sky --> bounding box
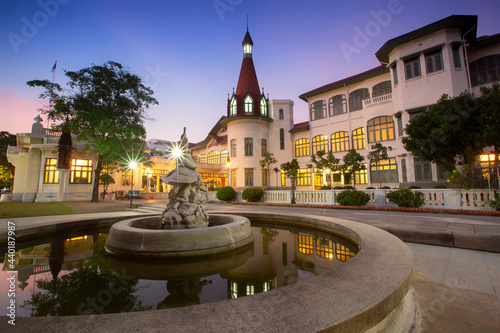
[1,0,499,143]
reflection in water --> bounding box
[0,223,357,317]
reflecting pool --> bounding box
[0,220,357,317]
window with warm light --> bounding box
[355,166,368,184]
[367,116,395,143]
[316,238,334,259]
[331,131,349,152]
[260,97,267,116]
[207,150,220,165]
[295,138,310,157]
[220,150,228,164]
[231,281,238,299]
[70,159,92,184]
[352,127,365,150]
[230,97,237,115]
[298,234,313,255]
[312,135,329,154]
[246,284,254,295]
[336,243,355,262]
[199,154,207,164]
[297,168,311,186]
[44,158,59,184]
[244,43,252,55]
[122,171,131,185]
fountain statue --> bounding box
[160,128,209,229]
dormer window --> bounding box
[230,97,237,116]
[260,97,267,116]
[244,95,253,113]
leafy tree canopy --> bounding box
[307,150,340,172]
[0,131,16,189]
[27,61,158,202]
[402,92,485,172]
[280,159,300,177]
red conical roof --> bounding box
[235,57,260,99]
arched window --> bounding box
[260,97,267,116]
[349,88,370,112]
[352,128,365,150]
[331,131,349,152]
[329,94,347,116]
[372,81,392,97]
[310,100,326,120]
[207,151,220,164]
[230,97,237,115]
[280,128,285,150]
[244,137,253,156]
[244,95,253,113]
[316,238,334,259]
[469,54,500,87]
[367,116,395,143]
[298,234,313,255]
[295,138,310,157]
[279,109,284,120]
[312,135,329,154]
[220,150,228,164]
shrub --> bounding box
[488,200,500,211]
[242,188,264,202]
[336,190,370,206]
[387,188,425,208]
[216,186,235,202]
[333,186,345,189]
[320,185,332,190]
[344,185,354,189]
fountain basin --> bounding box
[105,214,254,258]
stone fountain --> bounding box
[105,129,254,258]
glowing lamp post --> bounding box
[226,160,231,186]
[129,160,138,208]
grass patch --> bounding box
[0,202,75,218]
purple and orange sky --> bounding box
[1,0,499,143]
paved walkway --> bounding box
[1,200,499,332]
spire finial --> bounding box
[246,15,248,31]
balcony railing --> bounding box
[363,93,392,108]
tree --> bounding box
[0,132,16,189]
[99,173,115,199]
[342,149,365,189]
[479,83,500,166]
[307,150,340,188]
[402,92,485,172]
[280,159,300,203]
[259,152,277,188]
[367,143,392,188]
[27,61,158,202]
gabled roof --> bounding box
[376,15,478,63]
[299,66,388,101]
[473,33,500,51]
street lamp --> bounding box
[128,160,138,208]
[226,160,231,186]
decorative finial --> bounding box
[246,15,248,31]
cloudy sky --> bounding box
[1,0,499,143]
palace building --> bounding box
[6,15,500,201]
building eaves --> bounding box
[289,121,310,133]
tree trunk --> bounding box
[91,154,104,203]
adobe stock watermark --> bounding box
[340,0,410,64]
[213,0,243,22]
[144,64,169,90]
[7,0,71,54]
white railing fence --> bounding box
[207,189,497,211]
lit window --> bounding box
[44,158,59,184]
[220,150,228,165]
[298,234,313,255]
[244,137,253,156]
[260,97,267,116]
[70,159,92,184]
[404,56,421,80]
[331,131,349,152]
[122,171,131,185]
[328,94,347,116]
[336,243,355,262]
[297,168,311,186]
[295,138,310,157]
[352,127,365,150]
[316,238,334,259]
[349,88,369,112]
[207,151,220,165]
[355,166,368,184]
[310,100,326,120]
[244,95,253,113]
[367,116,395,143]
[230,97,237,115]
[246,284,254,295]
[231,281,238,299]
[244,43,252,55]
[425,50,444,74]
[370,158,398,183]
[199,154,207,163]
[312,135,328,154]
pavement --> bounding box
[0,199,499,332]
